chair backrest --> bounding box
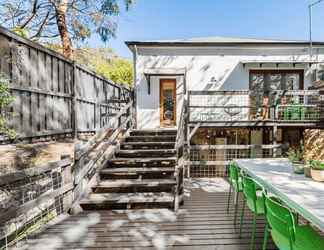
[264,195,295,250]
[228,163,240,189]
[242,176,258,211]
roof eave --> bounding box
[125,41,324,48]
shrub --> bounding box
[309,160,324,170]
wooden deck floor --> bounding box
[15,178,277,250]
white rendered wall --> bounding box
[134,46,324,129]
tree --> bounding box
[73,47,133,86]
[0,0,134,59]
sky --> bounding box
[88,0,324,58]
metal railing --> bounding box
[174,99,188,211]
[187,144,282,177]
[188,90,324,122]
[189,144,282,162]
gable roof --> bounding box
[125,36,324,48]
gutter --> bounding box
[125,41,324,48]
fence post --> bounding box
[118,87,121,127]
[71,62,78,138]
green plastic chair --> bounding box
[239,176,265,250]
[226,162,243,225]
[263,194,324,250]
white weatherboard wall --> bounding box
[135,46,324,129]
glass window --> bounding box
[249,71,302,92]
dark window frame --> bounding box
[249,69,304,91]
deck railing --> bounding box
[189,144,282,163]
[187,144,282,177]
[188,90,324,123]
[174,99,188,211]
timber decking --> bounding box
[17,178,277,250]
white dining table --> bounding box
[234,158,324,232]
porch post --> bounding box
[273,125,278,157]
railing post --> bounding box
[319,90,324,121]
[71,61,78,138]
[126,101,131,129]
[273,125,278,157]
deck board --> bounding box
[14,178,277,250]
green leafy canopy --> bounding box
[64,46,133,86]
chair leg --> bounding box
[234,191,239,226]
[262,221,269,250]
[239,199,245,238]
[250,214,256,250]
[226,184,232,213]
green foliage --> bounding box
[95,57,133,87]
[47,45,133,86]
[309,160,324,170]
[0,74,15,139]
[11,27,28,38]
[286,144,304,162]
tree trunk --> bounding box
[55,0,72,59]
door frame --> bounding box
[159,78,177,127]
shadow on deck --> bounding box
[14,178,277,250]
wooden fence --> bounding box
[0,26,131,142]
[0,97,134,248]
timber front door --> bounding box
[160,79,176,127]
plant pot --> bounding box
[304,166,311,178]
[311,168,324,182]
[292,161,304,174]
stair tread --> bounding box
[130,129,177,133]
[131,129,177,132]
[101,167,175,173]
[80,192,174,204]
[118,149,176,153]
[110,157,176,162]
[95,179,176,188]
[122,142,175,145]
[125,135,176,142]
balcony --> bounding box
[188,90,324,126]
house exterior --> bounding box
[126,37,324,177]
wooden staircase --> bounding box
[79,129,179,210]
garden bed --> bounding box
[0,140,76,175]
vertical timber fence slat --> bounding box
[0,26,131,143]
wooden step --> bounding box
[92,179,176,193]
[120,141,175,150]
[125,135,176,143]
[116,149,176,158]
[80,192,174,210]
[107,157,176,168]
[130,130,177,136]
[100,167,175,179]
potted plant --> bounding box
[304,161,312,178]
[286,145,304,174]
[309,160,324,182]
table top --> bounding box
[234,158,324,232]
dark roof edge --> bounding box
[125,41,324,48]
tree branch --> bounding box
[19,0,38,29]
[30,11,50,39]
